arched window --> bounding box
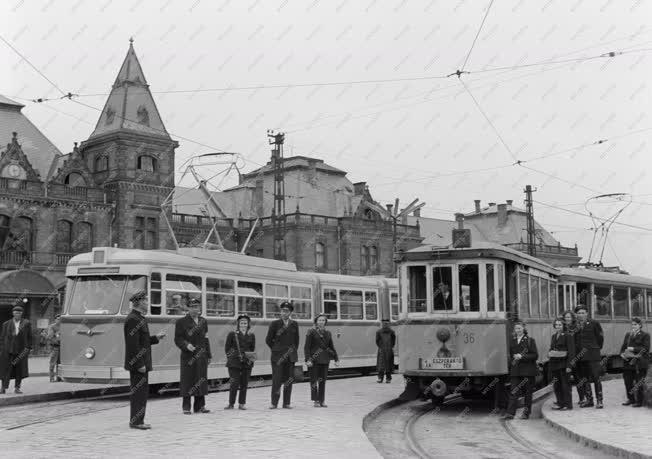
[370,246,378,273]
[10,216,33,252]
[95,156,108,172]
[0,214,10,249]
[64,172,85,187]
[75,222,93,253]
[56,220,73,253]
[361,246,369,274]
[315,242,325,269]
[137,155,157,172]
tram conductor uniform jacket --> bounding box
[266,319,300,365]
[123,310,160,372]
[576,319,604,362]
[174,314,211,397]
[549,331,575,372]
[509,335,539,377]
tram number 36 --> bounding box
[463,333,475,344]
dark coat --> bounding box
[225,330,256,369]
[0,319,32,380]
[548,331,575,371]
[509,335,538,377]
[376,327,396,373]
[305,328,338,365]
[123,310,160,372]
[174,315,211,397]
[575,319,604,362]
[621,331,650,371]
[265,319,299,365]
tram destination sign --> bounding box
[420,357,464,370]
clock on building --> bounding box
[2,164,26,179]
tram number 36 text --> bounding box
[463,333,475,344]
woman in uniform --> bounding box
[224,315,256,410]
[549,317,575,410]
[503,321,539,420]
[305,313,339,407]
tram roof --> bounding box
[559,267,652,288]
[404,242,558,275]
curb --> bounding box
[0,385,129,408]
[362,398,406,433]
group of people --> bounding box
[123,290,397,430]
[502,304,650,420]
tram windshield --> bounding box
[67,275,147,315]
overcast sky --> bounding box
[2,0,652,274]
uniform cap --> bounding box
[279,301,293,312]
[12,305,24,312]
[130,290,148,303]
[188,298,201,307]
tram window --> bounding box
[497,264,505,312]
[530,276,540,318]
[408,266,427,313]
[323,288,338,319]
[630,289,644,318]
[486,264,496,311]
[266,283,289,318]
[613,287,628,318]
[237,281,263,318]
[432,266,453,311]
[519,272,530,318]
[364,291,378,320]
[340,290,363,320]
[165,274,201,315]
[150,272,161,315]
[594,285,611,318]
[68,276,125,315]
[122,276,148,314]
[290,286,313,320]
[458,264,479,312]
[577,283,590,310]
[206,278,235,317]
[540,279,549,317]
[390,291,400,320]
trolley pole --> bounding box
[524,184,536,257]
[268,130,286,260]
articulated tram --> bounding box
[59,247,398,385]
[396,240,652,406]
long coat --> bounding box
[225,330,256,369]
[265,319,299,365]
[0,319,32,381]
[304,328,338,365]
[174,315,211,397]
[123,310,159,372]
[376,327,396,373]
[509,335,538,377]
[575,319,604,362]
[620,331,650,371]
[548,331,575,371]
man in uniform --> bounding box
[174,298,211,414]
[47,315,62,382]
[266,301,299,409]
[123,290,166,429]
[376,319,396,383]
[0,305,32,394]
[574,304,605,409]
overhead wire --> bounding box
[461,0,495,71]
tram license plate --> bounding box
[421,357,464,370]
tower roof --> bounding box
[88,39,170,140]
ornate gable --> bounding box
[50,142,95,187]
[0,132,42,181]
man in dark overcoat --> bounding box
[0,305,32,393]
[124,290,166,430]
[266,301,299,409]
[620,317,650,407]
[174,297,211,414]
[574,305,604,408]
[376,319,396,383]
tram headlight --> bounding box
[84,347,95,359]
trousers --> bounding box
[507,376,534,416]
[551,368,572,408]
[129,371,149,426]
[577,360,603,402]
[228,366,251,405]
[182,395,205,412]
[310,363,329,403]
[623,368,646,404]
[49,346,60,380]
[2,354,23,389]
[271,360,294,407]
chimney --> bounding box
[488,202,496,207]
[455,213,464,229]
[497,203,508,226]
[353,182,366,195]
[413,208,421,217]
[506,199,513,206]
[386,204,393,214]
[452,213,471,248]
[474,200,481,213]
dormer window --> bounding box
[64,172,85,187]
[137,155,157,172]
[364,209,376,220]
[95,156,108,172]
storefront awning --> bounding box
[0,270,56,296]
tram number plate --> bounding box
[421,357,464,370]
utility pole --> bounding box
[524,184,536,257]
[268,130,286,260]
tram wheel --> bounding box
[430,395,445,408]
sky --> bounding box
[1,0,652,274]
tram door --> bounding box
[558,283,576,313]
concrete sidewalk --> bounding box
[542,379,651,458]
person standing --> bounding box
[574,304,605,409]
[620,317,650,407]
[224,314,255,410]
[503,321,538,420]
[0,305,32,394]
[266,301,299,409]
[549,318,575,410]
[376,319,396,383]
[305,313,339,407]
[47,315,62,382]
[123,290,166,430]
[563,310,584,405]
[174,298,211,415]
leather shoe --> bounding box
[313,401,321,407]
[319,403,328,408]
[595,401,603,409]
[632,403,643,408]
[14,388,22,394]
[224,405,234,410]
[129,423,151,430]
[501,414,514,420]
[282,405,292,409]
[238,404,247,410]
[269,405,278,409]
[622,400,634,406]
[579,401,594,408]
[377,379,383,384]
[551,406,566,411]
[195,408,210,414]
[183,410,192,415]
[519,413,530,420]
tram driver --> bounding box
[167,293,186,315]
[433,282,452,310]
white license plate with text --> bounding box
[421,357,464,370]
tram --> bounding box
[59,247,398,385]
[396,228,652,406]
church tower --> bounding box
[79,39,178,249]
